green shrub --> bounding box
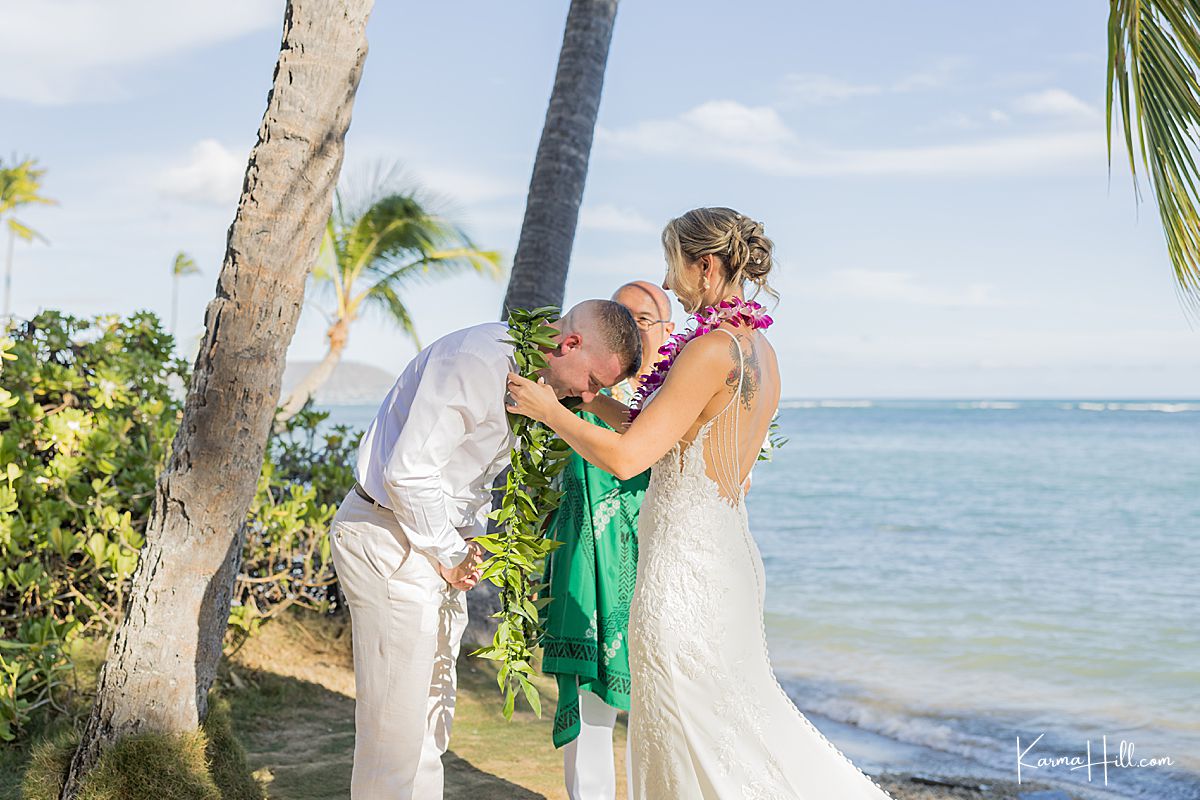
[0,312,360,742]
[0,312,186,742]
[232,404,358,637]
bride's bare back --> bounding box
[674,325,781,502]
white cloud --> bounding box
[155,140,245,207]
[783,73,881,105]
[811,269,1008,308]
[0,0,283,104]
[679,100,797,146]
[579,204,656,234]
[1012,89,1098,120]
[598,100,1105,177]
[891,57,966,92]
[921,112,981,132]
[781,59,962,107]
[409,165,521,204]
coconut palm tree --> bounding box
[276,174,502,423]
[501,0,620,315]
[0,157,56,323]
[472,0,621,649]
[61,1,375,794]
[169,251,200,335]
[1107,0,1200,312]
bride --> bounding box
[506,206,894,799]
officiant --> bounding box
[540,281,675,800]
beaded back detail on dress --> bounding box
[698,328,750,506]
[627,327,897,800]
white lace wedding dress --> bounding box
[627,328,895,799]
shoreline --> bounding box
[225,618,1174,800]
[875,771,1097,800]
[789,691,1195,800]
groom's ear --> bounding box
[558,331,583,353]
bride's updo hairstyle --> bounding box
[662,206,778,313]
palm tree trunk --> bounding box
[475,0,620,645]
[59,1,373,794]
[276,317,350,424]
[3,227,14,323]
[500,0,619,316]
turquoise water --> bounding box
[327,399,1200,799]
[754,399,1200,800]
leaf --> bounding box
[502,686,517,720]
[1108,0,1200,311]
[519,675,542,717]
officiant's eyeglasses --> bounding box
[634,316,670,330]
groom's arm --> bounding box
[380,352,490,570]
[580,393,632,431]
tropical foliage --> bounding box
[1107,0,1200,310]
[277,170,503,421]
[231,403,358,640]
[0,312,185,742]
[0,311,360,742]
[470,306,572,719]
[1,157,57,320]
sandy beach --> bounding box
[220,616,1089,800]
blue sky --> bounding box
[3,0,1198,398]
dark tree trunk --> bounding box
[60,1,375,795]
[474,0,620,645]
[500,0,620,316]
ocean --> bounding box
[326,399,1200,799]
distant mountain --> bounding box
[280,360,397,407]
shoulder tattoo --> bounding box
[724,336,761,408]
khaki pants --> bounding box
[329,489,468,800]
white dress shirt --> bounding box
[355,321,516,570]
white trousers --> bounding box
[329,489,468,800]
[562,685,634,800]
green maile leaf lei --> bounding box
[469,305,572,720]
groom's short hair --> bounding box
[564,299,642,382]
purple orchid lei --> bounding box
[628,296,774,421]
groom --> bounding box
[328,300,642,800]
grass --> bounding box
[1,614,1076,800]
[226,613,624,799]
[1,614,621,800]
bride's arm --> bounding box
[507,335,731,480]
[579,394,632,431]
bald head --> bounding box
[610,280,676,379]
[612,281,671,321]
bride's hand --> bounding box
[506,372,559,423]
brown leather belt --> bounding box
[354,482,390,511]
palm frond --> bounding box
[1108,0,1200,313]
[367,282,421,348]
[310,162,505,339]
[6,218,45,243]
[0,157,56,244]
[172,251,200,277]
[359,247,503,320]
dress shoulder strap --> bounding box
[703,327,745,503]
